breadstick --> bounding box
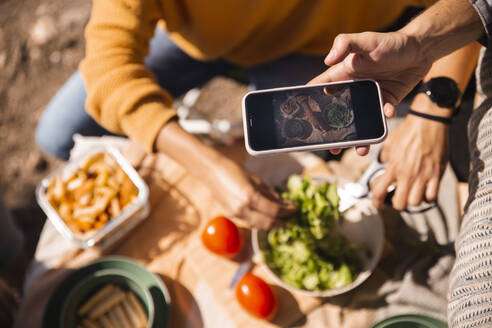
[82,318,99,328]
[113,304,132,328]
[78,285,115,316]
[88,288,125,319]
[121,298,141,327]
[126,292,148,327]
[107,309,121,327]
[98,315,115,328]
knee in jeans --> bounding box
[35,120,72,160]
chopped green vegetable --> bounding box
[264,175,364,291]
[323,103,353,128]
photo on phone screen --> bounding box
[243,80,386,154]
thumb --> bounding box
[325,32,378,66]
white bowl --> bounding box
[252,197,384,298]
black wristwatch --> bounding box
[418,77,461,110]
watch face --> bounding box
[426,77,460,108]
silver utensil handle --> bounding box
[368,151,438,213]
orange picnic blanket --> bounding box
[15,135,454,328]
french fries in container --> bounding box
[36,147,149,248]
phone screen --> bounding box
[244,80,385,151]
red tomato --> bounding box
[201,216,243,257]
[235,273,277,320]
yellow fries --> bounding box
[45,153,139,235]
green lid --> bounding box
[371,314,447,328]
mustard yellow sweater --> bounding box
[80,0,434,153]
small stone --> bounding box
[49,51,61,64]
[30,16,57,45]
[59,7,91,29]
[62,52,77,66]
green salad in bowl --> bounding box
[323,103,354,128]
[253,175,383,297]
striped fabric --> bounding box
[448,46,492,327]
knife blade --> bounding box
[228,242,254,289]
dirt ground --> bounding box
[0,0,247,257]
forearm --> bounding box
[154,121,231,180]
[411,42,481,117]
[401,0,484,62]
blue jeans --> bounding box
[36,29,326,159]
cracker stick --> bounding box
[98,314,116,328]
[107,309,120,327]
[88,288,125,319]
[78,285,115,316]
[82,318,99,328]
[126,292,147,327]
[113,304,132,328]
[121,298,141,327]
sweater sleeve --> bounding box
[470,0,492,45]
[79,0,176,153]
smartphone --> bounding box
[242,79,387,156]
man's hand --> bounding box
[309,0,484,158]
[155,121,295,229]
[309,31,432,156]
[371,115,449,210]
[311,31,432,107]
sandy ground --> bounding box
[0,0,247,258]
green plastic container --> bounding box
[43,256,171,328]
[371,314,447,328]
[61,269,154,327]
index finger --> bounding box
[371,169,396,208]
[308,57,356,85]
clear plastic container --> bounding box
[36,147,150,248]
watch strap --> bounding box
[408,109,452,125]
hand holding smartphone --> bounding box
[242,79,387,156]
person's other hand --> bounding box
[156,121,296,230]
[207,158,296,229]
[371,115,449,210]
[309,31,434,156]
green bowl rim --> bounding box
[87,256,171,304]
[42,255,171,328]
